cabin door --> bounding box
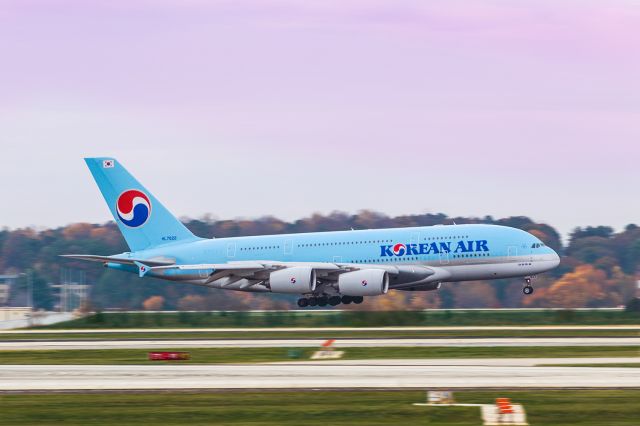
[226,243,236,258]
[284,240,293,255]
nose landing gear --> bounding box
[523,276,534,295]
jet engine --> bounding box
[269,267,316,294]
[338,269,389,296]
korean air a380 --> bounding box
[63,158,560,308]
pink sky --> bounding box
[0,1,639,236]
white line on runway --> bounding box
[0,337,638,350]
[269,357,640,367]
[1,362,638,390]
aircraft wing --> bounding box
[143,260,438,288]
[63,255,444,289]
[147,260,343,282]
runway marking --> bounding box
[266,357,640,367]
[1,361,639,390]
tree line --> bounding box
[0,211,638,311]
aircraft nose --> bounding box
[550,249,561,268]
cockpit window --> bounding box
[531,243,546,248]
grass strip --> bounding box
[0,346,637,365]
[36,309,640,329]
[1,390,639,425]
[4,328,640,340]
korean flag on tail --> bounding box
[103,159,115,168]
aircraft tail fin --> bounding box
[84,157,201,252]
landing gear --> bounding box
[523,277,534,295]
[297,295,364,308]
[328,296,341,306]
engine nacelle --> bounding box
[338,269,389,296]
[269,267,316,294]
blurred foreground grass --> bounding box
[0,390,638,425]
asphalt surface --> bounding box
[0,337,638,350]
[1,359,639,390]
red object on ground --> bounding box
[495,397,514,414]
[321,339,336,348]
[148,352,191,361]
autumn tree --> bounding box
[142,295,165,311]
[525,263,637,309]
[177,294,208,311]
[546,265,607,308]
[2,211,639,310]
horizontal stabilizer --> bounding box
[60,254,175,267]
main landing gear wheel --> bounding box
[328,296,341,306]
[297,295,365,308]
[523,285,534,295]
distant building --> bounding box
[0,307,31,321]
[0,274,19,306]
[51,282,90,312]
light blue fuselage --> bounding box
[110,223,560,288]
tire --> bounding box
[317,296,328,307]
[523,286,533,295]
[328,296,341,306]
[297,298,308,308]
[308,297,318,307]
[341,295,352,304]
[352,296,364,304]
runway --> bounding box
[1,359,638,391]
[1,337,638,350]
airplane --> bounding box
[63,157,561,308]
